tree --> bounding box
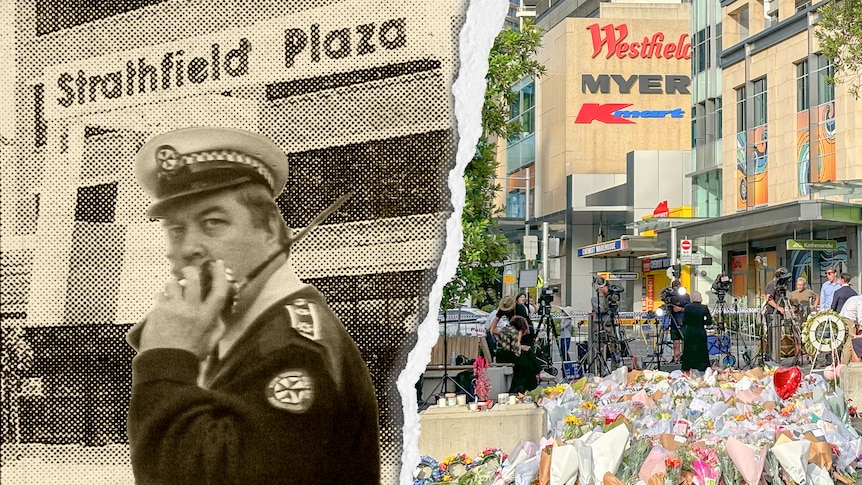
[442,20,546,310]
[817,0,862,98]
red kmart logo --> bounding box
[574,103,686,124]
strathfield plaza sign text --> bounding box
[42,1,443,119]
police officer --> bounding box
[126,127,380,484]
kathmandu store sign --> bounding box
[575,103,685,124]
[587,23,691,60]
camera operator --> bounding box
[764,268,791,316]
[590,279,611,329]
[788,277,819,317]
[831,272,857,313]
[662,280,689,363]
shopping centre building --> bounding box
[501,0,862,312]
[0,1,465,481]
[499,0,694,311]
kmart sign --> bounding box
[786,239,837,251]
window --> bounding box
[752,78,767,126]
[816,55,835,104]
[716,97,723,140]
[75,183,118,223]
[795,0,811,12]
[505,165,534,219]
[693,170,722,217]
[506,77,536,172]
[796,60,809,112]
[695,28,707,74]
[715,23,722,60]
[736,86,746,133]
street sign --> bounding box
[691,253,703,265]
[548,237,560,257]
[523,235,539,260]
[679,238,692,264]
[786,239,838,251]
[597,272,641,280]
[503,269,516,284]
[519,269,538,287]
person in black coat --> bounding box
[831,272,858,313]
[680,290,713,373]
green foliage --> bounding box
[817,0,862,98]
[442,21,546,310]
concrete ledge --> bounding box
[418,403,546,459]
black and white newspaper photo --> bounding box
[0,1,507,484]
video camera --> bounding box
[711,273,732,297]
[774,267,792,299]
[606,284,624,312]
[538,287,558,315]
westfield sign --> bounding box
[587,23,691,60]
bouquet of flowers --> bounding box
[473,355,491,402]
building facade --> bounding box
[499,0,694,311]
[658,0,862,307]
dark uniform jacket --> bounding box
[832,285,858,313]
[127,264,380,484]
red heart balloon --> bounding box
[773,366,803,400]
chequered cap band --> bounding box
[157,146,276,192]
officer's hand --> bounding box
[777,306,785,315]
[137,260,231,360]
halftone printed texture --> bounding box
[1,1,468,484]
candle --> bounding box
[447,396,457,406]
[456,394,467,406]
[497,393,509,404]
[508,395,517,405]
[468,402,479,411]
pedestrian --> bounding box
[558,312,573,376]
[125,127,380,484]
[819,266,841,310]
[788,277,819,317]
[839,294,862,365]
[490,315,540,394]
[680,291,712,373]
[832,272,858,313]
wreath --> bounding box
[439,453,475,480]
[802,310,848,355]
[413,455,442,485]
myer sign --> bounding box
[786,239,838,251]
[42,0,446,119]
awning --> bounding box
[653,199,862,245]
[577,235,667,259]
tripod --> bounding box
[775,292,805,366]
[586,305,628,377]
[741,309,772,369]
[422,309,471,406]
[642,313,673,370]
[710,294,736,367]
[534,305,560,378]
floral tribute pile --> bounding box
[415,366,862,485]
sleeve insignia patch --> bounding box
[286,298,320,341]
[265,369,314,413]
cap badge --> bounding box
[156,145,182,172]
[266,369,314,413]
